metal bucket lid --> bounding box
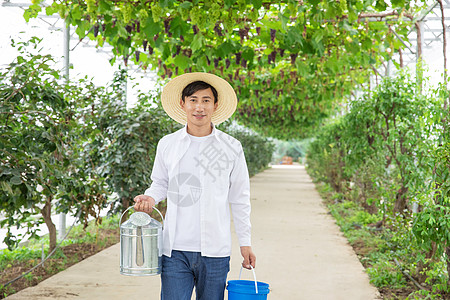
[129,212,152,226]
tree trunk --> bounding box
[446,246,450,288]
[41,196,57,253]
[122,197,130,222]
[417,242,437,283]
[394,186,409,213]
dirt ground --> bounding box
[0,229,119,299]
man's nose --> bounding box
[195,103,205,110]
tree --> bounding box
[87,70,180,214]
[0,38,108,251]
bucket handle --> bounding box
[238,265,258,294]
[119,205,164,229]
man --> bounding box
[133,72,256,300]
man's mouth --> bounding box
[194,114,206,118]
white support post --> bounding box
[386,60,391,77]
[58,20,70,241]
[62,19,70,81]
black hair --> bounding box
[181,81,218,104]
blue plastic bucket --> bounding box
[227,267,270,300]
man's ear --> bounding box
[180,98,185,109]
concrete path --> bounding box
[6,165,381,300]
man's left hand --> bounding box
[240,246,256,269]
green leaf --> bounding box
[251,0,262,9]
[98,0,112,13]
[224,0,236,9]
[217,41,235,57]
[1,181,13,194]
[142,17,162,37]
[179,2,193,9]
[10,176,22,186]
[242,48,254,61]
[70,4,82,21]
[296,60,308,77]
[45,6,59,16]
[375,0,387,11]
[173,55,192,70]
[260,19,282,31]
[191,33,205,52]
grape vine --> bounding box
[26,0,426,139]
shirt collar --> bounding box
[180,123,221,142]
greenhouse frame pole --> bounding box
[58,20,70,241]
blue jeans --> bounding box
[161,250,230,300]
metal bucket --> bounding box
[119,206,164,276]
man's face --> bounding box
[180,88,218,128]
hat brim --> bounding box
[161,72,237,125]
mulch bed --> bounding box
[0,228,119,299]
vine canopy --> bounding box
[27,0,425,139]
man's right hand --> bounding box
[133,195,156,214]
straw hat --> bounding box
[161,72,237,125]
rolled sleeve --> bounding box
[228,144,251,247]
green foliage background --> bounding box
[0,40,274,251]
[3,0,450,297]
[306,71,450,297]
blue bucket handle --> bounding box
[238,265,258,294]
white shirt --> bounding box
[172,134,209,252]
[144,125,251,257]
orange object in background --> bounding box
[281,156,293,165]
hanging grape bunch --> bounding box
[164,19,172,37]
[136,21,140,33]
[226,58,231,69]
[270,29,276,43]
[214,23,223,36]
[151,3,163,22]
[238,28,247,42]
[172,46,181,58]
[93,24,99,37]
[143,40,148,52]
[290,54,298,65]
[268,51,277,64]
[235,52,242,65]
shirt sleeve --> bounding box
[228,143,252,247]
[144,139,168,204]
